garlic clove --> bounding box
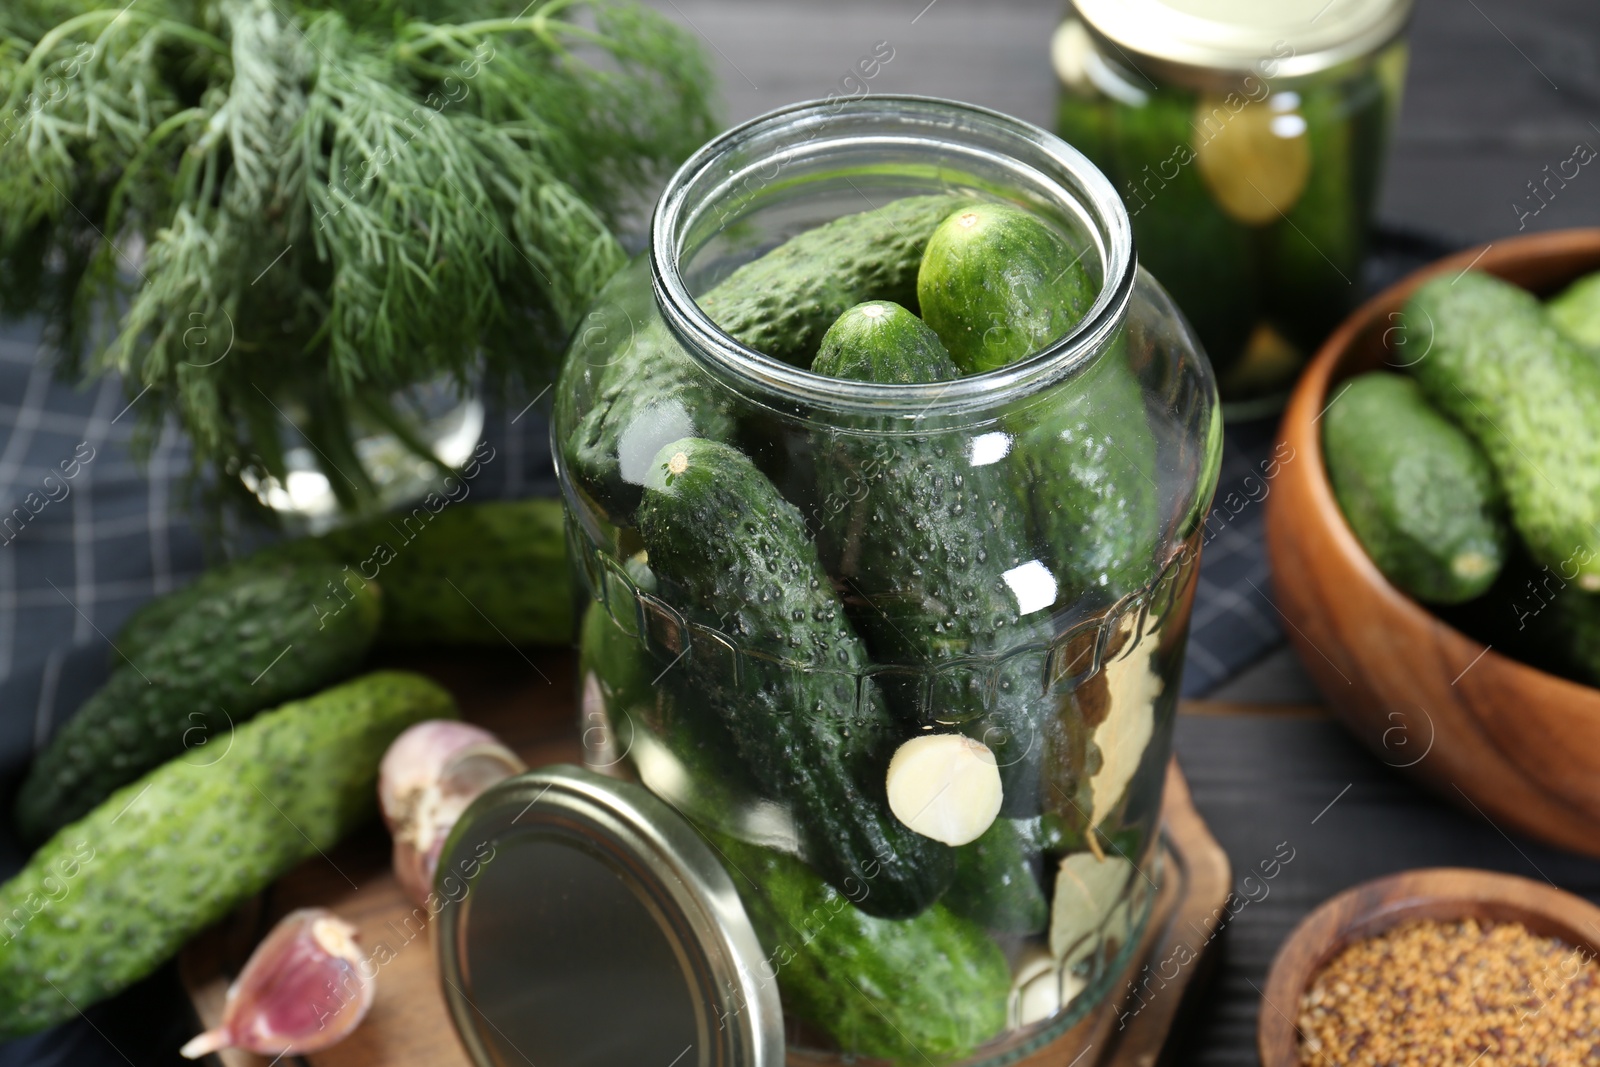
[180,908,371,1059]
[885,733,1003,846]
[378,720,524,906]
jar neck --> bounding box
[647,95,1137,419]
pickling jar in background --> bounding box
[1054,0,1412,414]
[553,97,1221,1064]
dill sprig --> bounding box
[0,0,716,515]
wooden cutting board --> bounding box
[181,649,1235,1067]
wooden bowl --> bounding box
[1266,228,1600,858]
[1257,867,1600,1067]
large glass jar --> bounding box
[554,97,1221,1065]
[1054,0,1411,412]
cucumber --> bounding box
[710,830,1009,1064]
[636,437,953,918]
[1110,90,1259,373]
[562,196,970,521]
[1013,325,1162,605]
[1547,270,1600,349]
[1405,272,1600,589]
[916,203,1098,373]
[945,817,1049,935]
[1322,372,1508,603]
[1261,76,1388,354]
[809,301,1048,815]
[115,499,571,661]
[0,671,457,1038]
[17,562,381,841]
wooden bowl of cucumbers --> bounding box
[1266,228,1600,858]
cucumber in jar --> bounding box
[711,829,1010,1065]
[810,301,1049,816]
[944,816,1050,935]
[635,436,953,918]
[562,196,969,522]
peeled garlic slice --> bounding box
[180,909,371,1059]
[1087,638,1162,831]
[886,733,1003,846]
[1049,852,1135,967]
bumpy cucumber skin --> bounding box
[713,831,1009,1065]
[115,500,571,659]
[1547,271,1600,349]
[810,303,1047,815]
[945,817,1049,935]
[703,195,973,364]
[917,203,1097,373]
[18,563,382,841]
[1323,372,1507,604]
[636,437,952,918]
[563,196,969,521]
[1406,272,1600,587]
[1013,337,1162,605]
[812,300,956,383]
[0,671,457,1038]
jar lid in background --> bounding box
[1069,0,1413,85]
[433,765,783,1067]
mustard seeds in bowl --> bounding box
[1296,917,1600,1066]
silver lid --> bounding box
[1070,0,1412,84]
[433,765,783,1067]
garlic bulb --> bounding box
[378,720,524,906]
[885,733,1003,846]
[180,909,371,1059]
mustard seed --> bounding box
[1296,917,1600,1066]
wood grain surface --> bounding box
[181,650,1233,1067]
[1257,867,1600,1067]
[1266,228,1600,858]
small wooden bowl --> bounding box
[1266,228,1600,857]
[1258,867,1600,1067]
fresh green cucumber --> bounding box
[1548,270,1600,349]
[1405,272,1600,589]
[810,301,1048,815]
[562,196,970,521]
[0,671,457,1038]
[945,817,1049,935]
[916,203,1098,373]
[636,437,953,918]
[1012,331,1162,604]
[711,830,1009,1064]
[1322,372,1508,603]
[115,500,571,661]
[18,562,381,841]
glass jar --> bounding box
[1054,0,1411,413]
[554,96,1220,1064]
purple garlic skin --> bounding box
[180,908,372,1059]
[378,720,524,906]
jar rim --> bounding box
[648,95,1137,417]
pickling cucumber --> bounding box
[711,830,1010,1064]
[636,437,953,918]
[115,499,571,660]
[563,196,970,521]
[1405,272,1600,589]
[945,817,1049,935]
[0,671,456,1037]
[1322,372,1507,603]
[916,203,1097,373]
[810,301,1047,815]
[1548,270,1600,349]
[17,562,381,841]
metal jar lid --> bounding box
[1069,0,1413,85]
[432,765,784,1067]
